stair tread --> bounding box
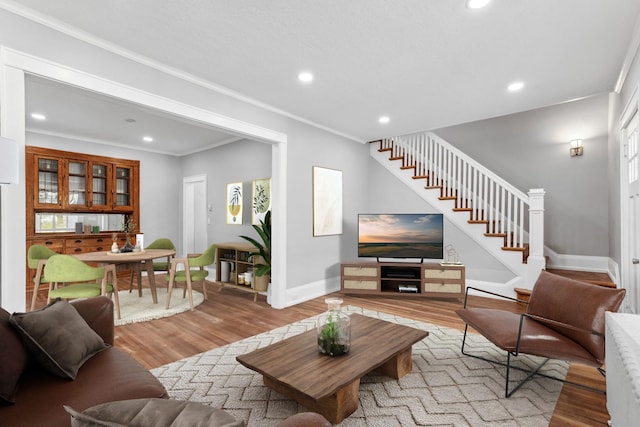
[375,137,534,267]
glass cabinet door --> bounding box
[90,163,110,208]
[67,161,88,207]
[114,166,132,209]
[35,157,62,208]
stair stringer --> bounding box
[371,144,543,294]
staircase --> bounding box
[370,131,546,291]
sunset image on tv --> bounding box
[358,214,443,259]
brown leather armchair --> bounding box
[456,270,626,397]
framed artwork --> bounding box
[226,182,243,224]
[252,177,272,225]
[312,166,343,236]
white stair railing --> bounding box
[378,131,543,258]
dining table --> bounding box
[73,248,176,304]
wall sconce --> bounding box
[570,139,583,157]
[0,136,19,184]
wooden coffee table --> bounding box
[236,313,429,424]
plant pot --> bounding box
[120,236,135,253]
[254,274,269,292]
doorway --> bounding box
[183,175,208,256]
[1,48,288,311]
[621,94,639,314]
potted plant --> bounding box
[316,298,350,356]
[239,210,271,291]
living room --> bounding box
[1,2,640,426]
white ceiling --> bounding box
[7,0,640,155]
[25,75,241,156]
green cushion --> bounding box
[185,244,216,268]
[49,283,106,299]
[146,238,176,250]
[9,300,108,379]
[27,244,57,269]
[152,262,170,271]
[44,255,104,283]
[168,270,209,282]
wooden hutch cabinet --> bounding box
[29,147,137,212]
[25,146,140,294]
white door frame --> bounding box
[0,47,289,311]
[620,85,639,313]
[183,174,208,256]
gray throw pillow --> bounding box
[65,398,244,427]
[9,299,108,379]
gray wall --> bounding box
[432,94,610,257]
[180,139,272,245]
[366,159,514,282]
[283,122,370,290]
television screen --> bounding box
[358,213,444,260]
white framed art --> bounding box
[312,166,343,236]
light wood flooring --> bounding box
[29,270,613,426]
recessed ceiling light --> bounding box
[142,136,153,143]
[507,81,525,92]
[298,72,314,83]
[31,113,46,120]
[466,0,491,9]
[378,116,390,124]
[124,118,137,123]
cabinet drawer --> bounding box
[424,268,462,280]
[424,282,462,293]
[343,265,378,277]
[29,238,65,251]
[65,237,110,253]
[343,279,378,290]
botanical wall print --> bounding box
[252,177,272,225]
[312,166,343,236]
[226,182,243,224]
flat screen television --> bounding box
[358,213,444,261]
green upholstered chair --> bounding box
[166,244,216,311]
[129,237,176,292]
[28,244,59,311]
[44,255,121,319]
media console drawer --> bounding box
[343,265,378,277]
[340,262,464,299]
[424,282,462,293]
[343,279,378,290]
[424,268,462,280]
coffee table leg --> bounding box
[376,346,413,379]
[263,376,360,424]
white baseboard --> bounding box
[545,248,610,272]
[283,276,341,307]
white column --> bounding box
[0,63,26,312]
[527,188,546,280]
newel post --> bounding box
[527,189,546,272]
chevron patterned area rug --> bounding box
[151,306,567,426]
